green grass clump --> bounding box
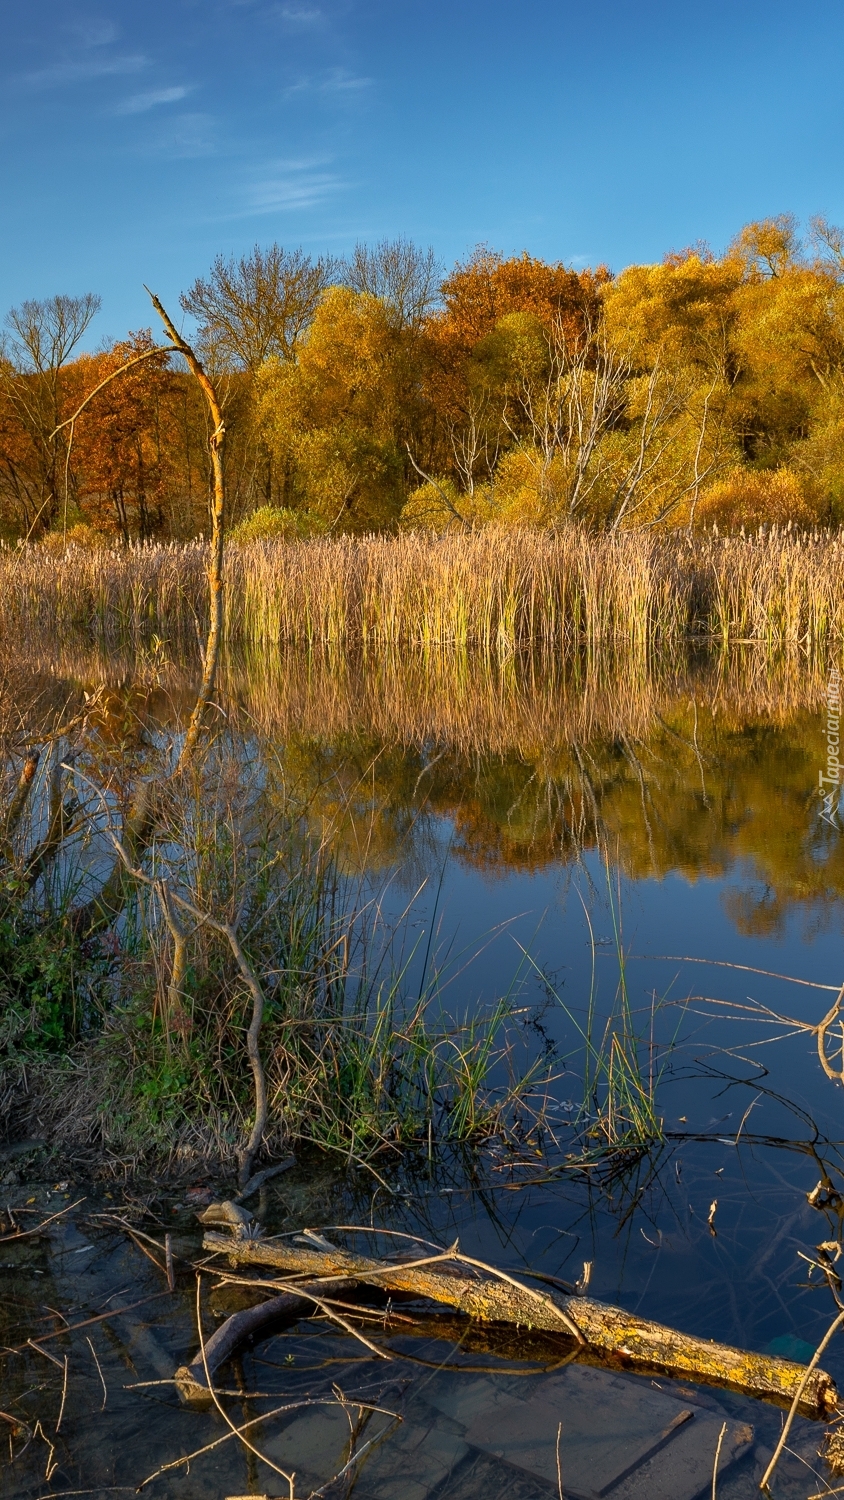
[0,727,546,1176]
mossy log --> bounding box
[203,1231,838,1420]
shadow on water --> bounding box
[3,636,844,1495]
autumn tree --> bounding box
[181,244,337,371]
[257,287,418,531]
[179,244,339,517]
[413,250,610,508]
[4,219,842,544]
[70,331,180,542]
[0,293,100,533]
[728,214,801,280]
[601,223,844,528]
[343,237,441,332]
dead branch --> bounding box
[816,982,844,1083]
[759,1305,844,1491]
[194,1275,297,1494]
[0,1197,84,1244]
[3,1291,172,1357]
[236,1156,296,1201]
[405,445,471,530]
[157,880,191,1038]
[99,822,273,1186]
[2,749,39,846]
[145,289,226,772]
[201,1232,839,1419]
[174,1276,373,1402]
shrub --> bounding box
[694,467,818,532]
[399,479,466,531]
[228,505,306,544]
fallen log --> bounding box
[202,1231,839,1420]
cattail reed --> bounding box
[2,527,843,656]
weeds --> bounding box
[525,874,670,1164]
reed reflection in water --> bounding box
[4,637,841,938]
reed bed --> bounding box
[4,527,844,654]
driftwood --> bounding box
[202,1231,839,1420]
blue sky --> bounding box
[2,0,842,346]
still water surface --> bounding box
[3,642,844,1497]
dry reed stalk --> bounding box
[3,528,844,655]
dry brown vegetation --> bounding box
[3,526,844,656]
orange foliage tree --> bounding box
[417,250,611,497]
[69,332,180,541]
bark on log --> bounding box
[202,1232,839,1420]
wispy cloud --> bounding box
[245,157,344,213]
[277,4,323,25]
[68,19,119,48]
[23,53,147,89]
[18,16,148,91]
[285,67,371,96]
[321,67,371,93]
[115,86,190,116]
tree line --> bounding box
[3,215,844,543]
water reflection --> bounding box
[5,639,839,939]
[4,642,844,1497]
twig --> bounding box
[145,288,226,773]
[712,1420,726,1499]
[33,1419,58,1481]
[404,446,470,530]
[759,1306,844,1492]
[34,1490,133,1498]
[0,1198,85,1244]
[115,1222,168,1279]
[195,1275,297,1493]
[633,954,841,991]
[165,1234,175,1294]
[157,882,191,1039]
[47,348,181,440]
[556,1419,564,1499]
[27,1339,64,1368]
[5,1291,172,1356]
[137,1395,396,1489]
[89,818,271,1192]
[307,1424,392,1499]
[175,1277,359,1398]
[272,1288,393,1361]
[236,1158,296,1201]
[87,1337,107,1410]
[55,1355,69,1433]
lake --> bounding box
[2,638,844,1497]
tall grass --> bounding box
[528,876,669,1162]
[4,526,844,654]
